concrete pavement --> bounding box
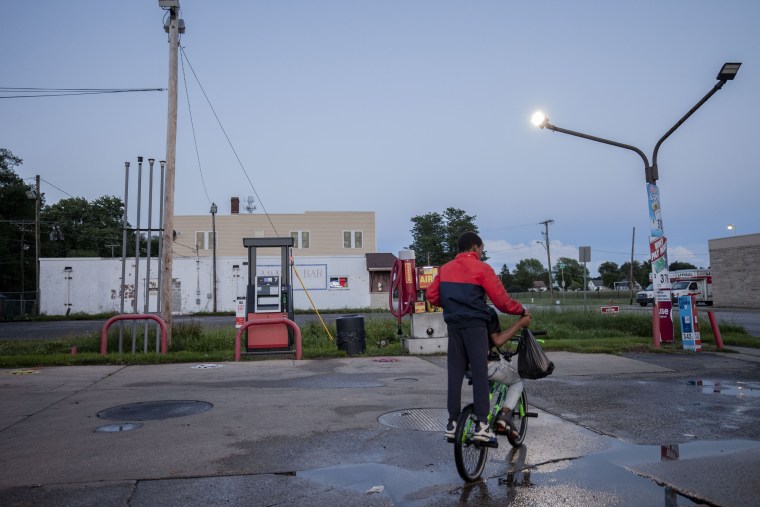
[1,349,759,506]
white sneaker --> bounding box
[445,420,457,441]
[472,421,495,442]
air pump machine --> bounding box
[242,237,295,355]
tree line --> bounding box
[1,149,154,294]
[407,207,697,292]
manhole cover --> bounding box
[192,364,223,369]
[95,423,143,433]
[378,408,448,431]
[9,369,39,375]
[373,358,399,363]
[97,400,213,421]
[394,377,419,383]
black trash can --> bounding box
[336,315,366,356]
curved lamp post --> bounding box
[532,62,741,346]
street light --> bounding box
[531,62,741,346]
[727,224,737,236]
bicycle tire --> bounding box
[506,391,528,447]
[454,403,488,482]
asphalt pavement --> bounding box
[2,347,759,506]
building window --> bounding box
[195,231,216,250]
[343,230,363,249]
[330,276,349,289]
[290,231,310,249]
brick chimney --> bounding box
[231,197,240,214]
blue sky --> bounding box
[2,1,758,277]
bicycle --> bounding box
[453,329,545,482]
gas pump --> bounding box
[389,250,416,337]
[415,265,441,313]
[242,237,295,355]
[389,250,448,354]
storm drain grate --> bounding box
[378,408,448,431]
[97,400,213,421]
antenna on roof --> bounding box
[245,196,257,213]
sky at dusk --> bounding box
[2,1,758,277]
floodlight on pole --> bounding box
[727,224,736,236]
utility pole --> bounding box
[210,202,217,313]
[34,175,40,316]
[629,227,636,305]
[159,1,183,348]
[540,219,554,298]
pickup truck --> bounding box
[636,284,654,307]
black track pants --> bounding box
[447,326,490,422]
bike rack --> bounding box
[234,318,302,361]
[101,314,168,355]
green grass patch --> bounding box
[0,310,755,368]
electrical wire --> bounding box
[0,87,164,99]
[178,46,279,236]
[40,178,75,198]
[179,50,211,204]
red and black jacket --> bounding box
[427,252,523,329]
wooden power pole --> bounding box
[540,219,554,298]
[160,1,183,348]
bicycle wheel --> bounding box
[454,403,488,482]
[507,391,528,447]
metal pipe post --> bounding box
[119,161,130,353]
[132,156,143,352]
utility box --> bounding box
[404,312,448,354]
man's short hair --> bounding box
[457,231,483,253]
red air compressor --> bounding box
[389,250,416,336]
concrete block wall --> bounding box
[708,234,760,309]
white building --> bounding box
[40,207,396,315]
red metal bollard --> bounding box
[652,304,661,349]
[100,314,168,355]
[707,311,725,350]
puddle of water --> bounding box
[688,380,760,397]
[299,463,451,504]
[298,439,760,506]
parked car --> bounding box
[636,284,654,307]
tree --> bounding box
[669,261,697,271]
[498,264,513,289]
[639,260,652,288]
[41,196,129,258]
[513,258,546,290]
[0,149,37,293]
[598,261,622,288]
[553,257,588,290]
[408,207,480,265]
[620,260,644,288]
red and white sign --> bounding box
[601,306,620,314]
[235,298,246,329]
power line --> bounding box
[40,178,75,198]
[179,51,211,204]
[0,87,165,99]
[178,45,279,236]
